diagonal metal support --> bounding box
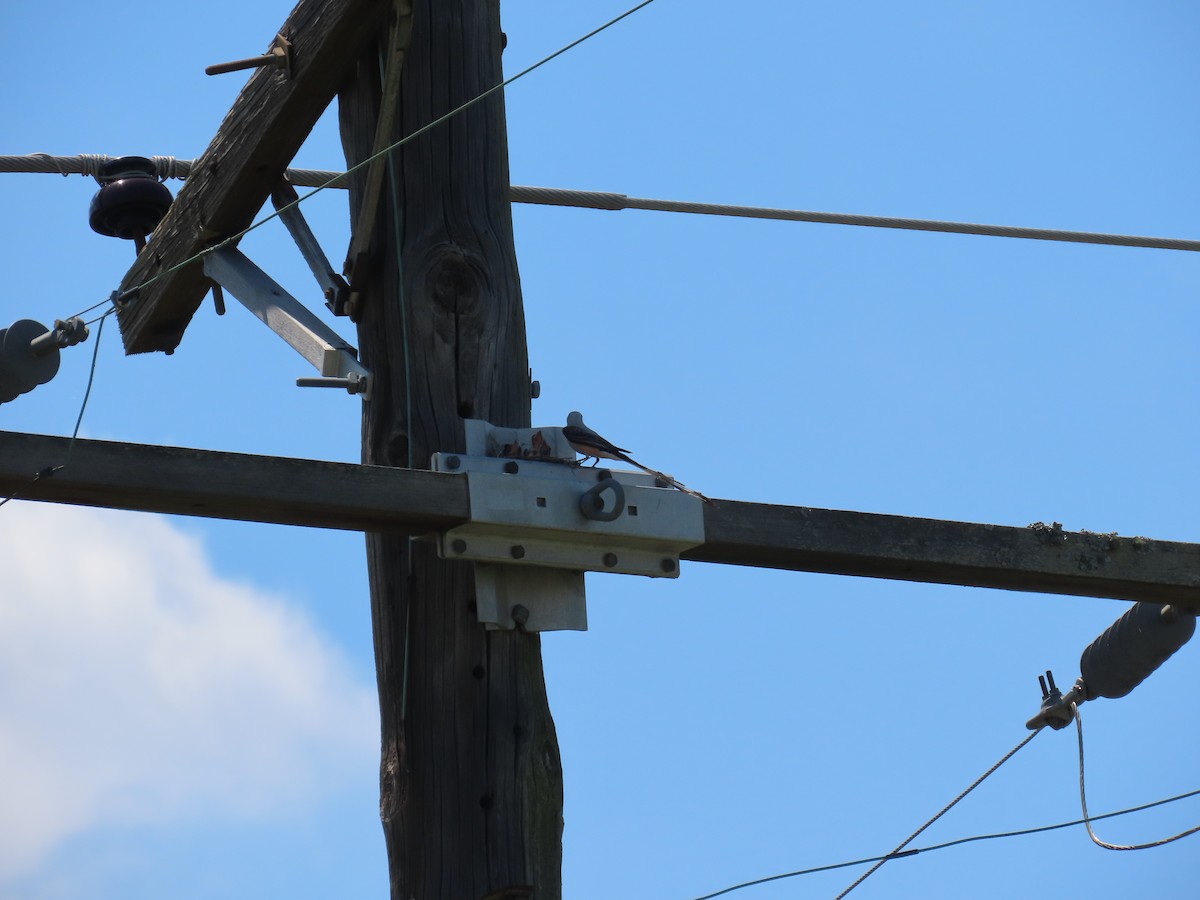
[202,247,370,396]
[271,180,351,316]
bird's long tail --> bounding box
[616,452,717,507]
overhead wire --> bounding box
[6,156,1200,256]
[688,784,1200,900]
[694,703,1200,900]
[1073,703,1200,851]
[833,727,1042,897]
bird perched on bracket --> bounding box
[562,411,715,506]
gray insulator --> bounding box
[1080,602,1195,700]
[0,320,59,404]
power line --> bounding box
[526,188,1200,254]
[833,728,1042,897]
[5,155,1199,255]
[1073,703,1200,851]
[689,784,1200,900]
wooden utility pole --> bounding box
[339,2,562,897]
[4,0,1196,896]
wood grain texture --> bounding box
[339,1,562,897]
[114,0,391,355]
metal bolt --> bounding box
[295,374,367,395]
[660,558,677,573]
[503,461,519,474]
[451,538,467,554]
[511,604,530,627]
[510,545,526,560]
[603,552,618,568]
[444,455,461,470]
[205,35,291,77]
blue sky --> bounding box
[1,1,1199,898]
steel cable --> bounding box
[4,154,1199,254]
[834,728,1043,898]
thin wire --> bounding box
[834,728,1043,899]
[68,313,105,449]
[117,0,661,303]
[69,294,120,322]
[378,42,417,723]
[688,785,1200,900]
[1074,702,1200,851]
[0,313,105,509]
[83,306,117,328]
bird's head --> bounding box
[566,411,585,427]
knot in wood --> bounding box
[427,248,485,313]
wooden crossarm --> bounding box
[114,0,393,354]
[3,430,1197,608]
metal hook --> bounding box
[579,475,625,522]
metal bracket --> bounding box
[431,419,705,632]
[271,181,351,316]
[435,455,704,576]
[202,247,370,398]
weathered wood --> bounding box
[114,0,391,355]
[0,430,468,532]
[340,1,562,897]
[694,501,1200,608]
[4,430,1198,610]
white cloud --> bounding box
[0,503,378,883]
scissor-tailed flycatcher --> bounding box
[562,411,715,505]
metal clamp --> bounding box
[434,454,705,578]
[29,317,89,357]
[1025,670,1085,731]
[429,419,706,632]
